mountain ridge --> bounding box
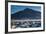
[11,8,41,20]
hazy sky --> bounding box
[11,5,41,14]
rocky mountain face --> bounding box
[11,8,41,20]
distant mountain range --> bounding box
[11,8,41,20]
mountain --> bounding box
[11,8,41,20]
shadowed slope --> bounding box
[11,8,41,20]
